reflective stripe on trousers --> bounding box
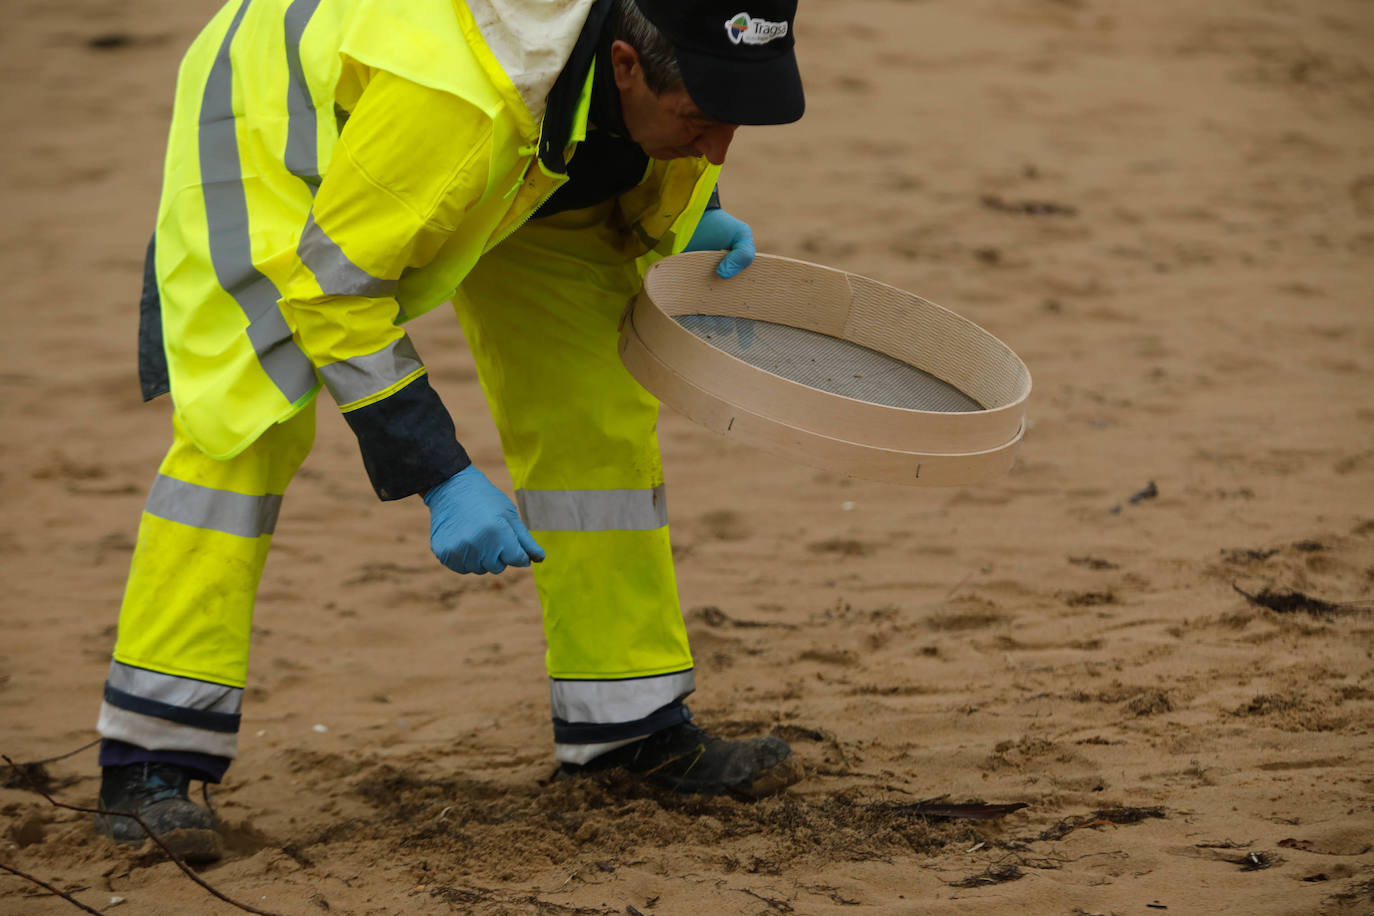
[98,408,315,759]
[455,204,695,762]
[145,475,283,539]
[549,671,695,764]
[97,660,244,759]
[517,485,667,532]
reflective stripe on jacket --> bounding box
[153,0,719,486]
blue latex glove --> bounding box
[423,466,545,575]
[685,208,756,279]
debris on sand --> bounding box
[1068,555,1120,570]
[980,194,1078,217]
[1037,806,1166,841]
[876,797,1029,821]
[1063,590,1117,607]
[1219,547,1280,564]
[1109,480,1158,514]
[1224,850,1279,871]
[1231,584,1342,618]
[1125,689,1174,717]
[1,761,53,793]
[1228,693,1300,717]
[87,33,135,49]
[85,33,167,51]
[694,606,797,629]
[1128,481,1159,504]
[950,863,1025,887]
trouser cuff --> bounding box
[553,700,691,745]
[98,738,231,784]
[549,668,696,764]
[97,660,242,761]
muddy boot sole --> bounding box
[154,826,224,864]
[95,814,224,864]
[661,750,805,798]
[739,754,805,799]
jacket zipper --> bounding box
[486,143,568,253]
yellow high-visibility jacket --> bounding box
[150,0,718,496]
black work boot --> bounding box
[562,723,803,797]
[94,763,223,863]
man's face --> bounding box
[611,40,738,166]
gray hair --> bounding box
[611,0,682,94]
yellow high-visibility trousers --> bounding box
[456,205,695,764]
[100,205,696,765]
[98,407,315,759]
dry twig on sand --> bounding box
[1,738,101,793]
[2,754,287,916]
[0,862,108,916]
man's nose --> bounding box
[694,124,738,166]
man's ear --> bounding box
[610,39,641,91]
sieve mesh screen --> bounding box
[675,315,984,413]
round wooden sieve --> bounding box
[619,252,1031,486]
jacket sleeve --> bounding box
[279,70,497,500]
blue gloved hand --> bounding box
[423,466,545,575]
[685,208,756,279]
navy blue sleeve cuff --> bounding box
[706,185,721,210]
[341,375,471,500]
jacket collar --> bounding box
[538,0,617,175]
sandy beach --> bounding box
[3,0,1373,913]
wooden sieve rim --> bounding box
[629,252,1032,458]
[619,320,1025,486]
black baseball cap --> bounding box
[633,0,804,126]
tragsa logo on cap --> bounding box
[724,11,790,46]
